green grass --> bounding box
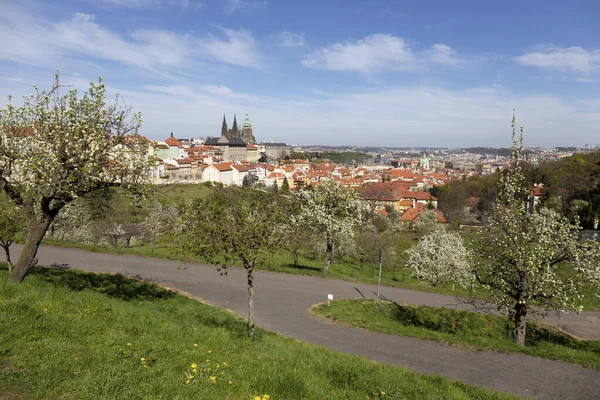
[153,183,214,200]
[0,266,517,400]
[313,299,600,370]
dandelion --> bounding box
[192,368,197,373]
[191,363,197,369]
[380,391,385,396]
[193,343,198,347]
[210,376,216,383]
[223,362,228,367]
[185,380,191,385]
[189,375,194,380]
[127,343,133,347]
[254,397,261,400]
[216,365,220,368]
[140,358,145,362]
[208,350,212,353]
[228,380,232,385]
[263,395,270,400]
[144,365,148,368]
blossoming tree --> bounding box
[471,116,600,346]
[292,180,363,273]
[0,72,151,283]
[406,230,471,287]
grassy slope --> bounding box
[313,299,600,370]
[0,267,516,400]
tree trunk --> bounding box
[513,303,528,346]
[151,235,156,253]
[246,266,256,340]
[1,244,12,273]
[9,215,52,283]
[323,238,333,274]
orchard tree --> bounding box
[293,180,363,273]
[180,187,287,339]
[471,116,600,346]
[406,230,471,287]
[143,200,178,252]
[0,72,151,282]
[413,209,444,236]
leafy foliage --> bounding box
[179,186,288,338]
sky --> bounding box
[0,0,599,147]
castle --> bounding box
[221,113,256,144]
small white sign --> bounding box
[327,294,334,300]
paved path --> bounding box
[5,245,600,400]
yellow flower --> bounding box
[127,343,132,347]
[193,343,198,347]
[191,363,197,368]
[216,365,220,368]
[205,359,210,363]
[262,395,270,400]
[254,397,261,400]
[140,357,145,362]
[228,380,232,385]
[380,391,385,396]
[185,380,190,385]
[208,350,212,353]
[192,368,197,373]
[189,375,194,380]
[143,365,148,368]
[223,362,228,367]
[209,376,216,383]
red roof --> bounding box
[212,162,233,172]
[164,136,182,147]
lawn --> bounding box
[313,299,600,370]
[0,265,516,400]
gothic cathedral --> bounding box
[221,113,256,144]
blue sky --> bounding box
[0,0,599,147]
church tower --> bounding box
[221,114,228,137]
[231,114,239,138]
[241,112,255,144]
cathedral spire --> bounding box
[232,114,239,137]
[221,114,228,137]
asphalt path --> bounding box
[4,244,600,399]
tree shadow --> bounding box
[280,263,322,272]
[30,267,176,301]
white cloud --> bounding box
[279,31,305,48]
[0,4,264,76]
[303,34,470,73]
[425,44,465,67]
[67,79,599,147]
[225,0,267,13]
[199,28,263,69]
[514,46,600,75]
[303,34,418,73]
[98,0,201,9]
[203,85,236,96]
